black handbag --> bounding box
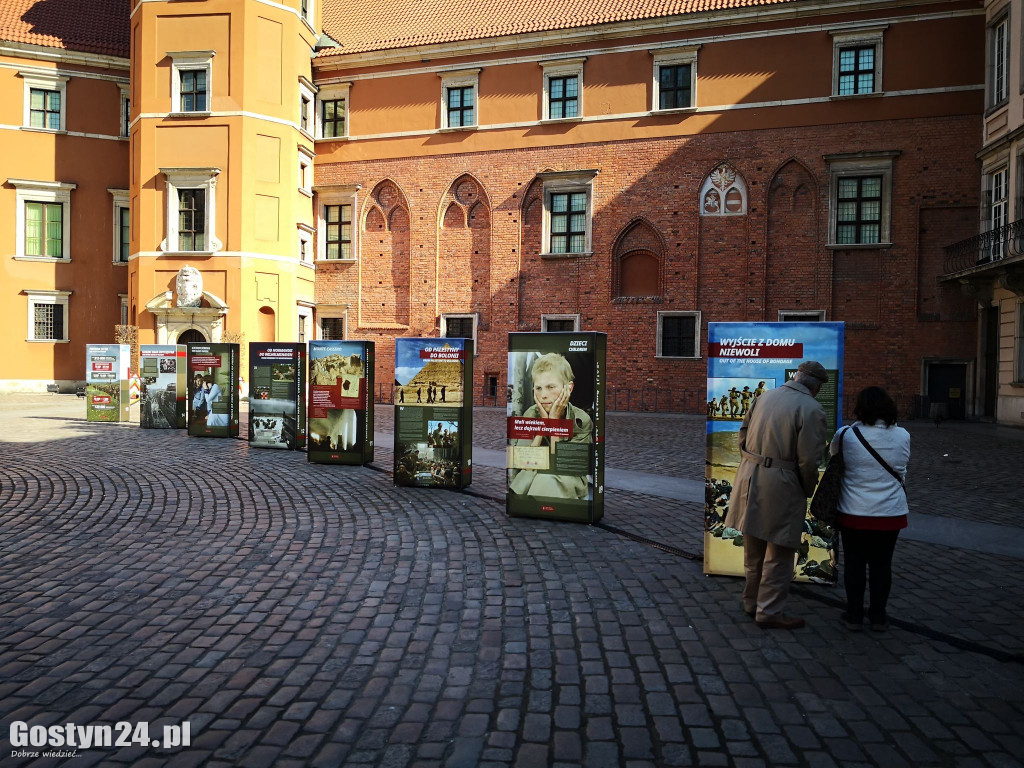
[809,427,848,526]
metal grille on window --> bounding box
[178,189,206,251]
[322,99,345,138]
[549,192,587,253]
[658,65,691,110]
[325,204,352,259]
[34,303,63,340]
[180,70,207,112]
[836,176,881,244]
[549,76,578,119]
[662,315,696,357]
[321,317,344,340]
[25,201,62,258]
[444,317,474,338]
[119,207,130,261]
[447,86,474,127]
[29,89,60,130]
[838,46,874,95]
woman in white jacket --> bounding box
[830,387,910,632]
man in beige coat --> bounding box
[725,361,829,629]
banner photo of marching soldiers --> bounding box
[85,344,131,422]
[307,340,374,464]
[139,344,186,428]
[186,343,240,438]
[393,337,473,488]
[704,322,844,582]
[249,343,306,450]
[506,332,606,523]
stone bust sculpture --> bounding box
[176,265,203,307]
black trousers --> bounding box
[840,528,900,622]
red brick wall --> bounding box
[313,114,980,414]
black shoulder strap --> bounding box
[852,425,905,489]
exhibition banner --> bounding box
[507,332,606,522]
[704,322,844,582]
[139,344,186,429]
[186,343,240,438]
[85,344,130,422]
[393,338,473,488]
[249,343,306,450]
[308,341,374,464]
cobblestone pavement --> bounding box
[1,396,1022,768]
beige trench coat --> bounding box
[724,380,828,548]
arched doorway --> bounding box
[178,329,206,344]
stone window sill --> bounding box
[27,338,69,343]
[315,258,356,264]
[541,251,592,260]
[826,242,893,250]
[649,106,697,116]
[830,92,882,101]
[14,255,71,263]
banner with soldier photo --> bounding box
[507,332,606,523]
[704,322,844,582]
[186,343,240,438]
[249,343,306,450]
[308,340,374,464]
[139,344,186,428]
[86,344,131,422]
[393,337,473,488]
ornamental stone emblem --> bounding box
[175,265,203,307]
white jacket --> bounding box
[830,422,910,518]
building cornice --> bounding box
[0,41,128,70]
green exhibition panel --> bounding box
[506,332,606,522]
[307,340,374,464]
[393,337,473,489]
[249,342,306,450]
[139,345,186,429]
[85,344,131,422]
[186,343,240,438]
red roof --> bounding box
[0,0,130,59]
[320,0,798,56]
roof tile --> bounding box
[0,0,130,59]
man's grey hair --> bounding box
[793,372,822,392]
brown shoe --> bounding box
[756,615,805,630]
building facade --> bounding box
[0,0,997,422]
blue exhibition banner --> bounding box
[704,322,845,581]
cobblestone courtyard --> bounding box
[1,396,1022,767]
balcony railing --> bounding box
[943,218,1024,276]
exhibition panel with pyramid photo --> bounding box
[307,340,374,465]
[393,337,473,489]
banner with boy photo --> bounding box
[186,343,240,438]
[704,322,844,582]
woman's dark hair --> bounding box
[853,386,898,426]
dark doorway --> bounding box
[982,306,999,418]
[927,363,968,420]
[178,329,206,344]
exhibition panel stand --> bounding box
[85,344,131,422]
[186,343,240,438]
[393,337,473,489]
[139,344,186,429]
[249,343,306,450]
[307,340,374,464]
[506,332,606,522]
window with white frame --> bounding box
[10,178,76,261]
[442,313,477,347]
[990,15,1008,107]
[299,79,316,136]
[297,306,312,343]
[26,290,70,342]
[826,151,897,246]
[316,82,350,139]
[652,46,698,112]
[538,169,597,256]
[169,51,214,113]
[109,188,130,263]
[298,147,314,195]
[657,311,700,358]
[986,165,1009,261]
[298,223,314,264]
[439,69,480,129]
[301,0,314,26]
[119,294,129,326]
[315,183,359,260]
[779,310,826,321]
[20,70,68,131]
[540,58,584,121]
[160,167,221,253]
[541,314,580,332]
[119,84,130,137]
[1016,301,1024,383]
[319,315,345,340]
[831,28,884,96]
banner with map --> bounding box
[186,343,240,438]
[393,337,473,488]
[249,343,306,450]
[86,344,131,422]
[704,322,844,582]
[307,341,374,464]
[139,344,185,428]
